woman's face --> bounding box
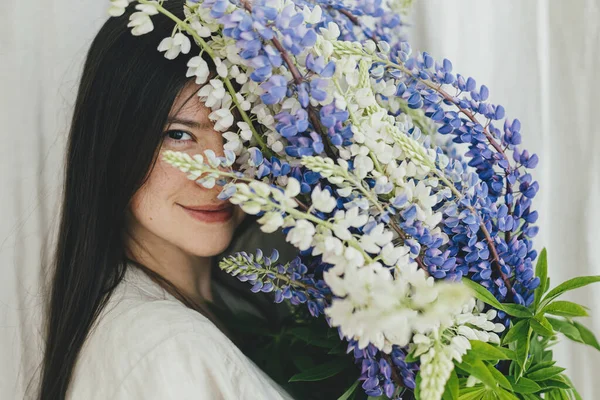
[127,81,245,258]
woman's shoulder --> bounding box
[91,265,222,347]
[67,267,250,399]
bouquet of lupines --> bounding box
[110,0,600,398]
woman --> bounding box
[37,1,294,399]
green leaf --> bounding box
[572,320,600,351]
[542,301,589,317]
[495,388,520,400]
[498,347,517,361]
[288,357,349,382]
[466,341,511,361]
[541,276,600,306]
[442,369,459,400]
[458,387,486,400]
[533,248,549,309]
[501,303,534,318]
[292,355,314,371]
[546,390,570,400]
[546,318,583,343]
[526,366,566,382]
[560,374,583,400]
[405,350,419,363]
[414,372,422,400]
[515,327,533,373]
[502,319,530,345]
[485,363,511,390]
[505,376,541,394]
[327,342,347,355]
[526,360,557,374]
[462,278,504,310]
[530,315,555,337]
[289,327,339,348]
[537,376,571,390]
[337,380,359,400]
[457,359,498,389]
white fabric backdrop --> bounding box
[1,0,598,398]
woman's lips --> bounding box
[178,204,234,223]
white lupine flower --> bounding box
[190,19,211,37]
[318,21,340,40]
[158,32,192,60]
[257,212,284,233]
[108,0,130,17]
[249,180,271,197]
[355,88,377,108]
[128,10,156,36]
[228,65,248,84]
[298,4,321,24]
[135,2,159,15]
[286,220,316,251]
[380,243,410,266]
[222,131,243,154]
[284,177,301,198]
[234,93,251,111]
[208,108,234,131]
[419,340,454,400]
[353,154,374,179]
[186,56,210,84]
[198,79,227,109]
[213,57,228,78]
[237,122,253,141]
[311,186,337,213]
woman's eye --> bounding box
[164,130,194,143]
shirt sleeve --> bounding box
[111,331,240,400]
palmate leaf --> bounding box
[458,386,486,400]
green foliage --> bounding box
[337,380,359,400]
[443,249,599,400]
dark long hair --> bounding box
[35,1,251,398]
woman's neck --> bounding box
[124,230,214,305]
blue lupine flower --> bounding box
[260,75,288,104]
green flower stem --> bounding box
[139,0,271,156]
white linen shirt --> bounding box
[67,265,295,400]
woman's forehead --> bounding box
[170,81,209,120]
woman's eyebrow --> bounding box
[166,116,213,129]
